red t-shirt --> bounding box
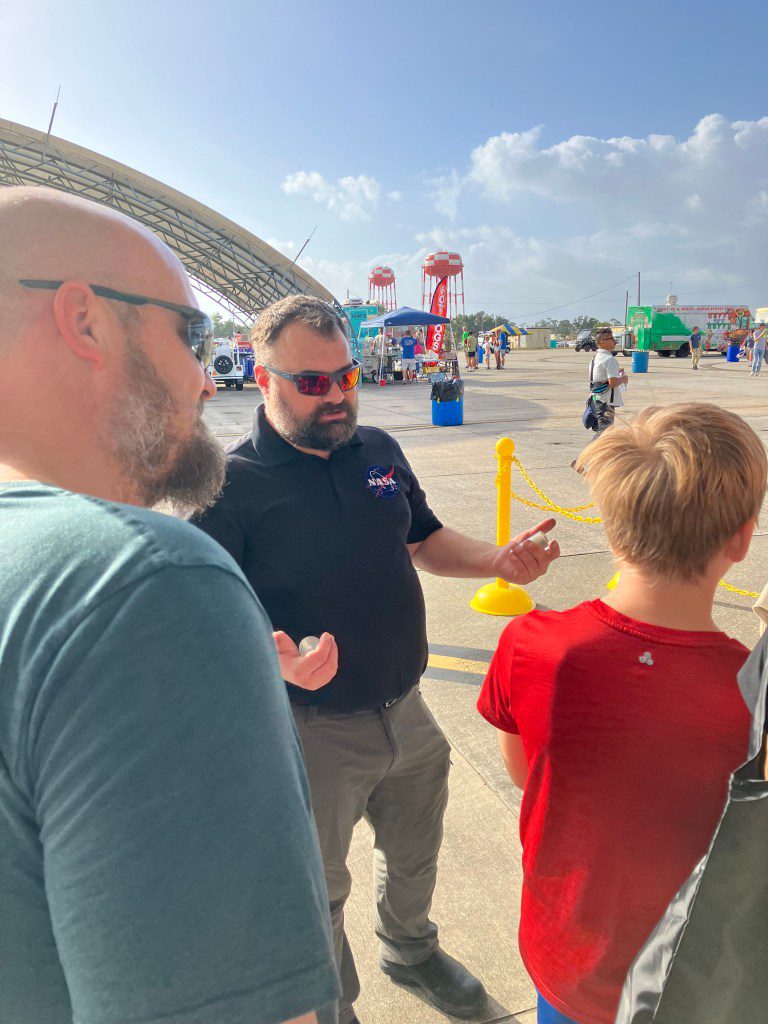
[477,599,751,1024]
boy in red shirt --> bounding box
[478,403,767,1024]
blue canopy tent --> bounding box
[360,306,451,330]
[358,306,456,382]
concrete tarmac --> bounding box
[204,348,768,1024]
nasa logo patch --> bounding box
[365,464,400,499]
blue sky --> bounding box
[3,0,767,321]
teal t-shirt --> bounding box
[0,484,338,1024]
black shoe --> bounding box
[381,949,487,1018]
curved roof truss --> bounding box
[0,117,335,322]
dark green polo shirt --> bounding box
[0,483,338,1024]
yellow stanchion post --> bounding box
[471,438,536,616]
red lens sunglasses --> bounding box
[263,359,361,397]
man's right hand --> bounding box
[272,631,339,690]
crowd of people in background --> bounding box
[740,322,767,376]
[463,329,511,370]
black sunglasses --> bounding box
[19,279,215,367]
[263,360,361,396]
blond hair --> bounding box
[575,403,767,581]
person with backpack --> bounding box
[587,329,627,434]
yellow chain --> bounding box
[717,581,760,599]
[511,457,597,513]
[502,452,761,598]
[510,490,604,524]
[505,456,603,523]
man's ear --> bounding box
[254,365,271,396]
[52,281,107,370]
[723,517,756,565]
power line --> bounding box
[467,280,764,311]
[466,274,638,319]
[517,274,641,319]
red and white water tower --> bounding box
[368,265,397,311]
[421,251,465,317]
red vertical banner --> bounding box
[425,276,448,355]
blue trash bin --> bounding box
[632,350,649,373]
[726,343,740,363]
[431,379,464,426]
[432,398,464,426]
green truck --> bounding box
[625,302,751,358]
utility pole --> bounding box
[637,271,641,307]
[624,290,629,329]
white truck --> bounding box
[207,339,244,391]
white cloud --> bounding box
[467,115,768,229]
[426,170,463,220]
[273,116,768,317]
[408,216,760,323]
[403,115,768,317]
[387,190,403,202]
[265,237,296,257]
[281,170,382,222]
[292,248,429,307]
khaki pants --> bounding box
[691,346,701,368]
[292,687,451,1024]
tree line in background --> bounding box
[450,312,622,339]
[211,309,624,344]
[212,312,250,338]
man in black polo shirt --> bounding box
[191,296,559,1024]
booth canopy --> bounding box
[490,323,529,336]
[359,305,451,331]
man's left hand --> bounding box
[489,518,560,584]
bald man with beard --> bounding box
[0,188,339,1024]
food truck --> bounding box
[340,298,381,363]
[625,297,751,357]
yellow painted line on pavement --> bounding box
[427,653,490,676]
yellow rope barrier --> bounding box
[505,447,761,601]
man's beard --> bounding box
[270,390,358,452]
[104,338,226,515]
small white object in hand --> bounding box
[299,636,322,656]
[529,531,550,550]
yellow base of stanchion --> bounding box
[470,582,535,617]
[606,572,620,591]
